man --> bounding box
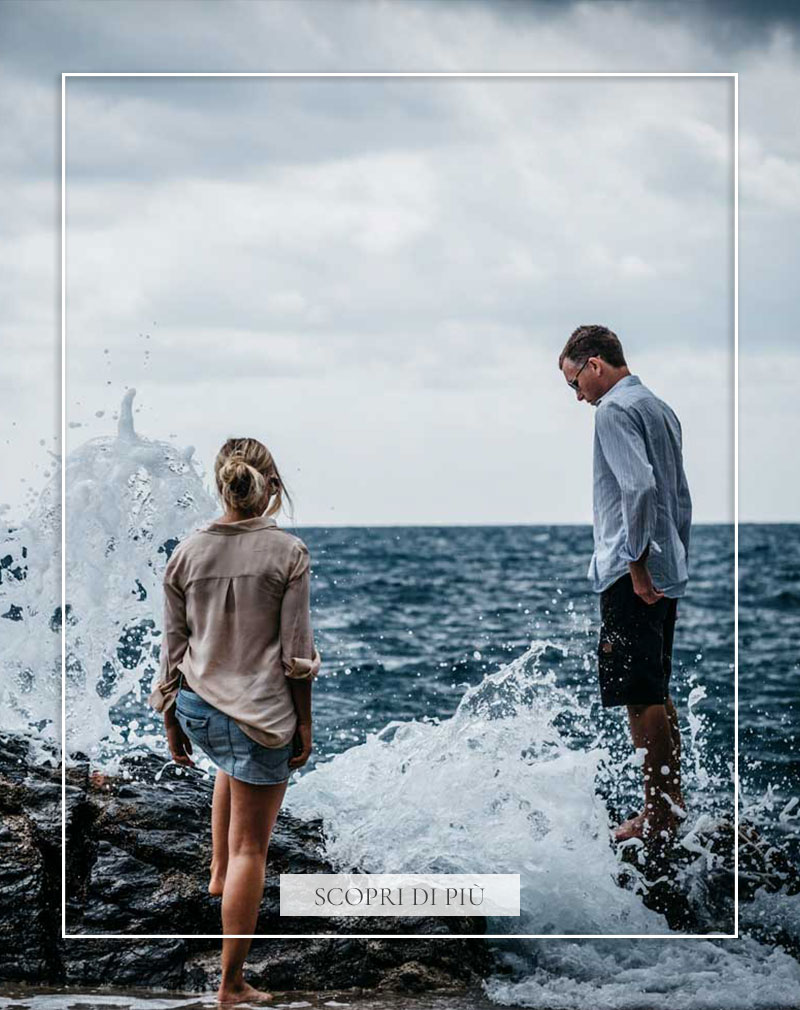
[559,324,692,847]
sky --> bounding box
[1,0,798,525]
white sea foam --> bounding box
[0,390,216,756]
[1,400,797,1006]
[484,936,800,1009]
[288,640,696,936]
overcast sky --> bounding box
[1,0,798,524]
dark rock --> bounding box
[63,939,189,988]
[200,937,491,994]
[6,725,794,994]
[0,729,493,994]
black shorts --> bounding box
[598,574,678,708]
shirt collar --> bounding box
[594,373,640,407]
[203,515,278,535]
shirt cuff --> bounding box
[622,537,655,565]
[284,647,322,680]
[147,682,178,713]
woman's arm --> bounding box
[147,558,195,765]
[288,680,312,769]
[280,542,319,767]
[148,579,190,723]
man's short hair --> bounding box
[558,325,627,369]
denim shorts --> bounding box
[174,687,292,785]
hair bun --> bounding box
[213,437,290,517]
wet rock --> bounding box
[183,938,493,994]
[0,815,57,982]
[5,726,796,993]
[62,938,191,989]
[0,733,64,984]
[0,730,492,993]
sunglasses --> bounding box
[567,358,589,391]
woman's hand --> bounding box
[165,716,195,768]
[289,721,312,769]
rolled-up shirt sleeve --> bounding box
[675,421,693,564]
[147,560,189,714]
[595,403,657,564]
[280,542,320,680]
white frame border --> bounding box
[59,69,739,937]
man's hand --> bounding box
[629,557,664,605]
[289,721,312,769]
[165,717,195,767]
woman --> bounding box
[148,437,320,1004]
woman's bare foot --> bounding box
[217,980,273,1004]
[209,874,226,896]
[209,860,227,896]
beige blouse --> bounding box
[147,514,320,748]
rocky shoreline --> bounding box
[1,730,492,994]
[2,728,798,996]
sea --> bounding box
[1,394,799,1009]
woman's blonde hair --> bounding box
[213,437,290,517]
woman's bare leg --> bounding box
[210,770,231,896]
[217,777,288,1004]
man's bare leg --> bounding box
[615,703,682,845]
[210,770,231,896]
[217,777,287,1004]
[664,694,686,812]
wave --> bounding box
[484,935,800,1009]
[287,640,731,936]
[0,390,216,758]
[3,391,798,1007]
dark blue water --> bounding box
[295,523,737,820]
[126,520,800,844]
[738,524,800,826]
[99,523,800,1003]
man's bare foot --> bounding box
[217,980,273,1004]
[614,813,647,842]
[614,811,679,845]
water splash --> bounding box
[287,640,718,935]
[484,936,800,1009]
[1,398,797,1004]
[0,455,62,737]
[0,390,216,756]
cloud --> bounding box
[0,0,795,523]
[62,76,732,371]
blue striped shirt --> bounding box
[589,375,692,597]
